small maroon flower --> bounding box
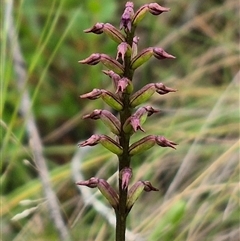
[129,135,177,156]
[155,83,177,95]
[155,136,177,149]
[76,177,99,188]
[80,88,102,100]
[116,42,130,63]
[142,181,159,192]
[79,134,123,155]
[116,77,130,94]
[102,70,121,89]
[148,3,170,15]
[76,178,119,209]
[120,167,132,190]
[78,53,101,65]
[132,36,140,57]
[130,116,144,132]
[153,47,175,60]
[78,134,101,147]
[120,2,134,31]
[84,23,125,43]
[83,109,121,135]
[84,23,104,34]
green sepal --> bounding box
[126,181,145,212]
[99,135,123,155]
[129,135,155,156]
[97,179,119,209]
[130,48,153,70]
[101,90,123,111]
[132,4,148,27]
[100,54,124,75]
[130,84,155,107]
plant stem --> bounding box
[116,30,134,241]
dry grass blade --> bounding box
[5,1,71,240]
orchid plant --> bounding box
[76,2,177,240]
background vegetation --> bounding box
[1,0,239,240]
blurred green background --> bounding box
[1,0,239,240]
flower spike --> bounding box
[78,2,178,238]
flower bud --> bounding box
[78,134,101,147]
[142,181,159,192]
[84,23,125,44]
[155,83,177,95]
[78,53,101,65]
[132,3,169,27]
[153,47,175,60]
[76,177,99,188]
[129,135,177,156]
[84,23,104,34]
[76,178,119,209]
[155,136,177,149]
[83,109,121,135]
[120,167,132,189]
[79,54,124,75]
[126,180,158,213]
[120,2,134,32]
[148,3,170,15]
[130,47,153,70]
[97,179,119,209]
[80,89,123,111]
[79,134,123,155]
[80,88,102,100]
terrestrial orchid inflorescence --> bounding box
[76,2,177,240]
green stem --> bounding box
[115,29,134,241]
[116,97,131,241]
